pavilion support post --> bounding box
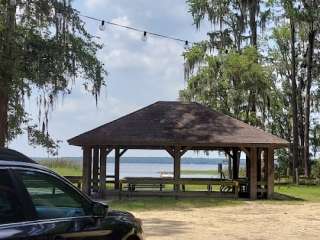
[173,146,181,192]
[228,154,232,179]
[263,148,269,198]
[246,155,250,178]
[257,148,262,183]
[249,147,257,200]
[82,146,92,195]
[115,148,120,190]
[232,148,239,179]
[99,148,107,196]
[92,147,99,193]
[267,147,275,199]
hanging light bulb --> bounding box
[99,20,106,31]
[184,40,189,50]
[141,31,148,42]
[9,0,16,6]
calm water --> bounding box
[106,162,228,178]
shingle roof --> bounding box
[68,101,289,148]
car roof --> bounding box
[0,160,49,171]
[0,148,36,163]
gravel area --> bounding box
[133,202,320,240]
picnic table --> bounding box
[119,177,240,198]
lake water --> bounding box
[106,162,229,178]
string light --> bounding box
[79,14,194,48]
[99,20,106,31]
[141,31,148,42]
[184,40,189,49]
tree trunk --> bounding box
[297,74,304,168]
[0,1,16,147]
[249,1,258,47]
[290,20,299,183]
[303,27,315,177]
[248,1,258,125]
[0,90,9,147]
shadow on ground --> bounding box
[142,218,187,238]
[272,192,304,201]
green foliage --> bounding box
[311,160,320,179]
[275,149,290,176]
[181,46,273,126]
[0,0,106,152]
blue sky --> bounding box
[10,0,212,158]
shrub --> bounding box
[311,160,320,179]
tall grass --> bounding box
[38,158,81,169]
[37,158,82,176]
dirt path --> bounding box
[133,202,320,240]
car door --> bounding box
[0,168,44,240]
[14,169,113,240]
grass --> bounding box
[37,158,82,176]
[108,197,242,212]
[49,167,82,176]
[110,185,320,212]
[274,184,320,202]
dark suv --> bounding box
[0,148,143,240]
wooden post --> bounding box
[263,149,268,197]
[267,147,274,199]
[246,155,250,178]
[249,147,257,200]
[92,147,99,192]
[82,146,92,195]
[257,148,262,183]
[115,148,120,190]
[173,146,181,192]
[228,153,232,178]
[99,148,107,196]
[232,148,239,179]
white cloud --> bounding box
[84,0,108,9]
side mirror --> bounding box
[92,202,108,218]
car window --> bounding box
[17,170,92,220]
[0,169,25,224]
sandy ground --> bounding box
[133,202,320,240]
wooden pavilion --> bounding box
[68,101,289,200]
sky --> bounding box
[10,0,213,158]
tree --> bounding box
[183,0,320,178]
[181,45,274,126]
[183,0,273,126]
[300,0,319,176]
[0,0,106,153]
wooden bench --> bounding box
[126,183,165,192]
[121,177,167,192]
